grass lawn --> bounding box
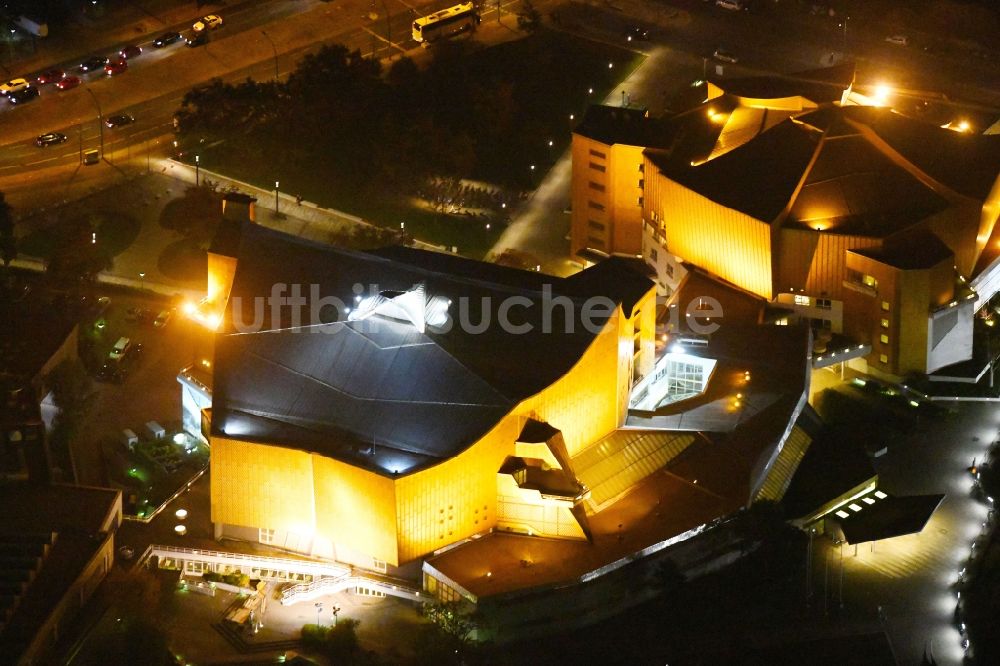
[19,209,142,260]
[185,29,643,258]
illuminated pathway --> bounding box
[813,401,999,664]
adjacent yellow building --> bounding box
[570,67,1000,379]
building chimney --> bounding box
[222,193,257,224]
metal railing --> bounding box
[142,544,350,578]
[279,572,423,605]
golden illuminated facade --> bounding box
[203,224,657,571]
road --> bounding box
[2,0,996,203]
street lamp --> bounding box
[195,155,200,186]
[314,601,323,626]
[139,272,145,292]
[275,180,280,215]
[332,604,341,627]
[261,31,279,80]
[85,88,104,160]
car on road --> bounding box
[97,361,126,384]
[56,75,80,91]
[35,132,67,147]
[8,87,39,105]
[153,31,182,48]
[0,77,30,95]
[713,47,738,63]
[105,59,128,76]
[625,27,649,42]
[119,44,142,59]
[105,113,135,129]
[185,31,208,47]
[885,34,910,46]
[153,310,173,328]
[193,14,223,32]
[79,55,110,73]
[37,69,65,85]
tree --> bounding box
[422,602,476,643]
[652,557,686,595]
[0,191,15,268]
[517,0,542,32]
[44,358,92,486]
[301,619,366,663]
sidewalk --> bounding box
[162,159,448,252]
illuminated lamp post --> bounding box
[314,601,323,626]
[85,88,104,160]
[195,155,200,186]
[275,180,280,215]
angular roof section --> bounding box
[573,105,677,149]
[856,107,1000,200]
[647,118,821,221]
[208,218,244,258]
[849,231,953,270]
[212,225,654,476]
[649,105,986,233]
[836,493,945,544]
[716,61,855,105]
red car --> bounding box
[37,69,65,85]
[105,59,127,76]
[119,44,142,59]
[56,75,80,91]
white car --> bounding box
[193,14,223,32]
[713,48,738,64]
[0,77,30,96]
[885,34,910,46]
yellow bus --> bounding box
[412,2,480,43]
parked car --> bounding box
[153,31,182,48]
[192,14,223,32]
[8,87,39,104]
[185,31,207,48]
[56,75,80,91]
[153,310,173,328]
[37,69,65,85]
[105,59,128,76]
[125,306,149,323]
[35,132,67,147]
[79,55,110,72]
[105,114,135,129]
[885,34,910,46]
[625,27,649,42]
[119,44,142,59]
[0,77,30,95]
[713,47,738,63]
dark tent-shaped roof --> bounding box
[212,225,654,476]
[836,493,945,545]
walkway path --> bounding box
[809,401,997,664]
